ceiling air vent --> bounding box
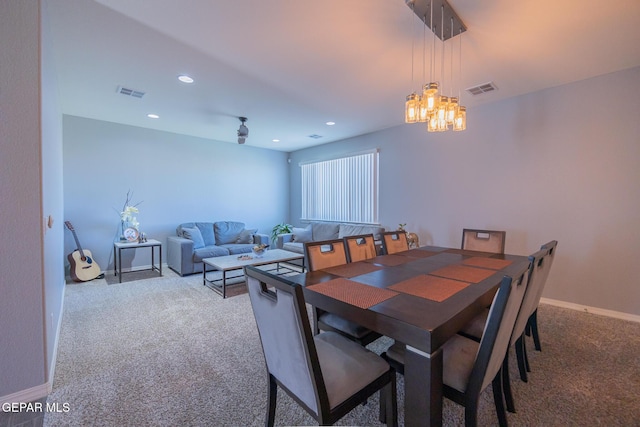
[308,134,323,139]
[466,82,498,96]
[116,85,145,99]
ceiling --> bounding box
[45,0,640,152]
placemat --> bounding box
[397,249,438,258]
[429,264,497,283]
[462,257,512,270]
[389,274,470,302]
[321,262,383,278]
[366,255,412,267]
[307,278,398,309]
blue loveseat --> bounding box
[167,221,269,276]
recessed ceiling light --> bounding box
[178,75,194,83]
[325,121,335,126]
[272,139,280,142]
[147,114,159,119]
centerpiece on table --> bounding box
[252,243,269,258]
[117,190,142,242]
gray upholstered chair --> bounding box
[527,240,558,352]
[381,231,409,255]
[344,234,377,263]
[381,263,530,427]
[304,239,380,346]
[458,241,558,413]
[461,229,506,254]
[244,266,397,427]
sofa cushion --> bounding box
[194,222,216,246]
[338,224,385,241]
[236,228,258,244]
[193,245,230,262]
[283,242,304,254]
[312,222,340,241]
[215,221,246,245]
[182,227,205,249]
[292,225,312,243]
[222,244,255,255]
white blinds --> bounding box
[301,150,379,224]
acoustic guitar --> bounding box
[65,221,102,282]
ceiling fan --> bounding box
[237,117,248,144]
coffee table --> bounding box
[203,249,305,298]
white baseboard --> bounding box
[0,383,49,407]
[540,297,640,323]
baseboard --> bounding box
[0,383,49,407]
[540,297,640,323]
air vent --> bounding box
[116,86,145,98]
[308,134,323,139]
[466,82,498,96]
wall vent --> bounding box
[308,134,323,139]
[117,86,145,98]
[466,82,498,96]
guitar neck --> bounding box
[65,221,86,259]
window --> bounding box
[301,150,379,224]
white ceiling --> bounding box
[45,0,640,152]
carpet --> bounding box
[44,268,640,426]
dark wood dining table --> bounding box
[288,245,530,427]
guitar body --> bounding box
[65,221,102,282]
[67,249,102,282]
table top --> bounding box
[289,246,529,354]
[203,248,303,271]
[114,239,161,248]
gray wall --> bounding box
[62,116,290,273]
[289,66,640,317]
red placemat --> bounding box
[389,275,470,302]
[322,262,383,278]
[397,249,438,258]
[366,255,412,267]
[462,257,512,270]
[307,278,398,309]
[429,264,497,283]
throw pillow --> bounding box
[236,228,258,244]
[292,226,312,243]
[182,227,205,249]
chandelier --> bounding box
[404,0,467,132]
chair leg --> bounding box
[529,309,542,351]
[515,335,528,382]
[502,352,516,413]
[379,371,398,426]
[266,375,277,427]
[523,337,531,373]
[312,307,321,335]
[464,398,479,427]
[492,371,509,427]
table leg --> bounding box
[118,247,122,283]
[222,270,227,299]
[113,246,117,277]
[405,346,443,427]
[159,244,162,276]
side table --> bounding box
[113,239,162,283]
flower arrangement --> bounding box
[117,190,142,240]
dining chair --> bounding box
[244,266,397,427]
[461,229,506,254]
[304,239,380,346]
[458,241,558,413]
[344,234,377,263]
[381,231,409,255]
[526,240,558,352]
[381,263,530,427]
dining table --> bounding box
[288,245,530,427]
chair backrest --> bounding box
[461,229,506,254]
[304,239,348,271]
[510,241,557,344]
[244,266,328,416]
[381,231,409,255]
[344,234,376,263]
[468,261,530,395]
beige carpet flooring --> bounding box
[43,267,640,426]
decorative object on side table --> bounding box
[398,223,420,249]
[116,190,142,242]
[252,243,269,258]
